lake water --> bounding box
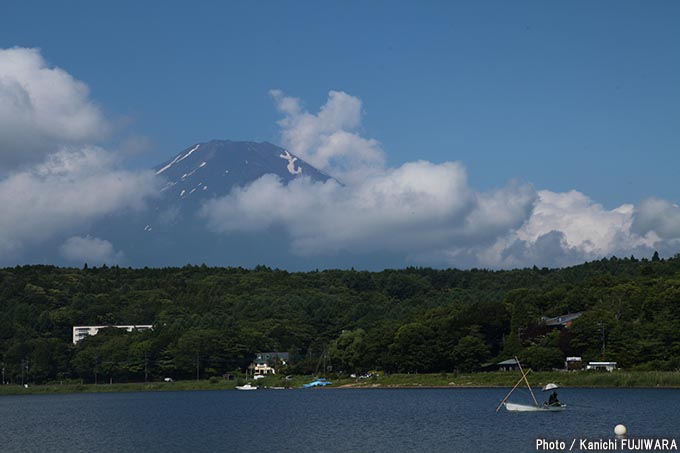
[1,388,679,452]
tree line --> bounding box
[1,253,679,384]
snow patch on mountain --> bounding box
[161,181,177,192]
[279,150,302,175]
[178,144,200,163]
[181,168,199,180]
[156,153,183,175]
[156,144,201,175]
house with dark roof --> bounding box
[249,352,290,375]
[482,358,521,372]
[541,312,583,329]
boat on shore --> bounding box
[235,384,257,391]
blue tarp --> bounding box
[303,378,332,388]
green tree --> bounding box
[329,328,367,374]
[387,323,436,373]
[452,335,490,372]
[521,345,564,371]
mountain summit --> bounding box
[153,140,329,208]
[90,140,332,267]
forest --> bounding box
[1,252,680,385]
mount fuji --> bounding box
[89,140,344,268]
[10,139,407,270]
[152,140,330,213]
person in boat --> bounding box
[548,390,560,406]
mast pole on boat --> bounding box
[515,356,539,407]
[495,368,531,412]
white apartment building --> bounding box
[72,325,153,344]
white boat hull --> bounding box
[235,385,257,391]
[505,402,566,412]
[494,358,568,413]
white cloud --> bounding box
[470,190,661,268]
[2,49,670,272]
[517,190,652,255]
[59,236,124,265]
[0,147,159,257]
[632,197,680,240]
[270,89,385,184]
[204,90,543,264]
[0,48,159,263]
[0,47,109,170]
[201,161,536,256]
[203,89,680,269]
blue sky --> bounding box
[3,1,678,207]
[1,1,679,268]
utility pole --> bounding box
[196,352,200,381]
[599,321,606,358]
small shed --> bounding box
[565,356,582,371]
[492,358,521,372]
[586,361,617,372]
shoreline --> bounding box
[2,383,680,397]
[334,383,680,389]
[3,370,680,396]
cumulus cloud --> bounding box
[203,90,540,264]
[270,89,385,184]
[0,47,160,264]
[0,47,109,170]
[200,89,680,269]
[201,161,537,256]
[632,198,680,240]
[517,190,653,255]
[471,190,662,268]
[2,46,677,269]
[0,147,159,257]
[59,236,124,265]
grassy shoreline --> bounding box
[338,370,680,389]
[2,371,680,396]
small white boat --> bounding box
[235,384,257,391]
[504,402,566,412]
[496,357,567,413]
